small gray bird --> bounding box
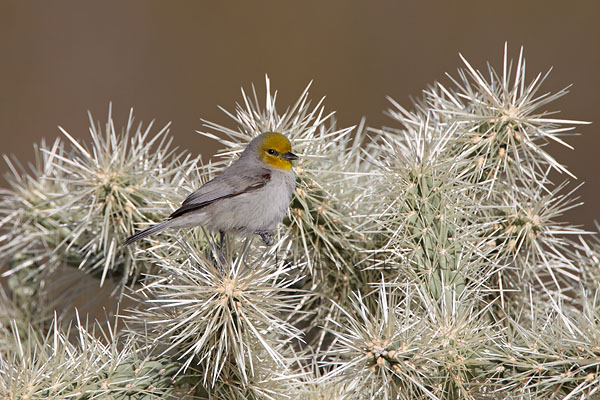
[123,132,298,246]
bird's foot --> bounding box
[255,230,274,246]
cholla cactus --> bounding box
[319,284,502,399]
[1,105,199,288]
[0,138,66,280]
[127,234,307,398]
[1,46,599,399]
[0,310,182,399]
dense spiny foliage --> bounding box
[1,47,598,399]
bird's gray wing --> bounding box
[169,166,271,219]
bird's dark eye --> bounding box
[267,149,277,155]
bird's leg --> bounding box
[219,230,225,251]
[255,230,274,246]
[217,230,226,273]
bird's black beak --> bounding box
[282,152,298,161]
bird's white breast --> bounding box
[201,168,296,233]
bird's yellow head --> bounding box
[257,132,298,170]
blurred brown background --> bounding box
[1,0,598,229]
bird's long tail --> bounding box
[123,220,173,246]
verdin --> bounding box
[123,132,298,246]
